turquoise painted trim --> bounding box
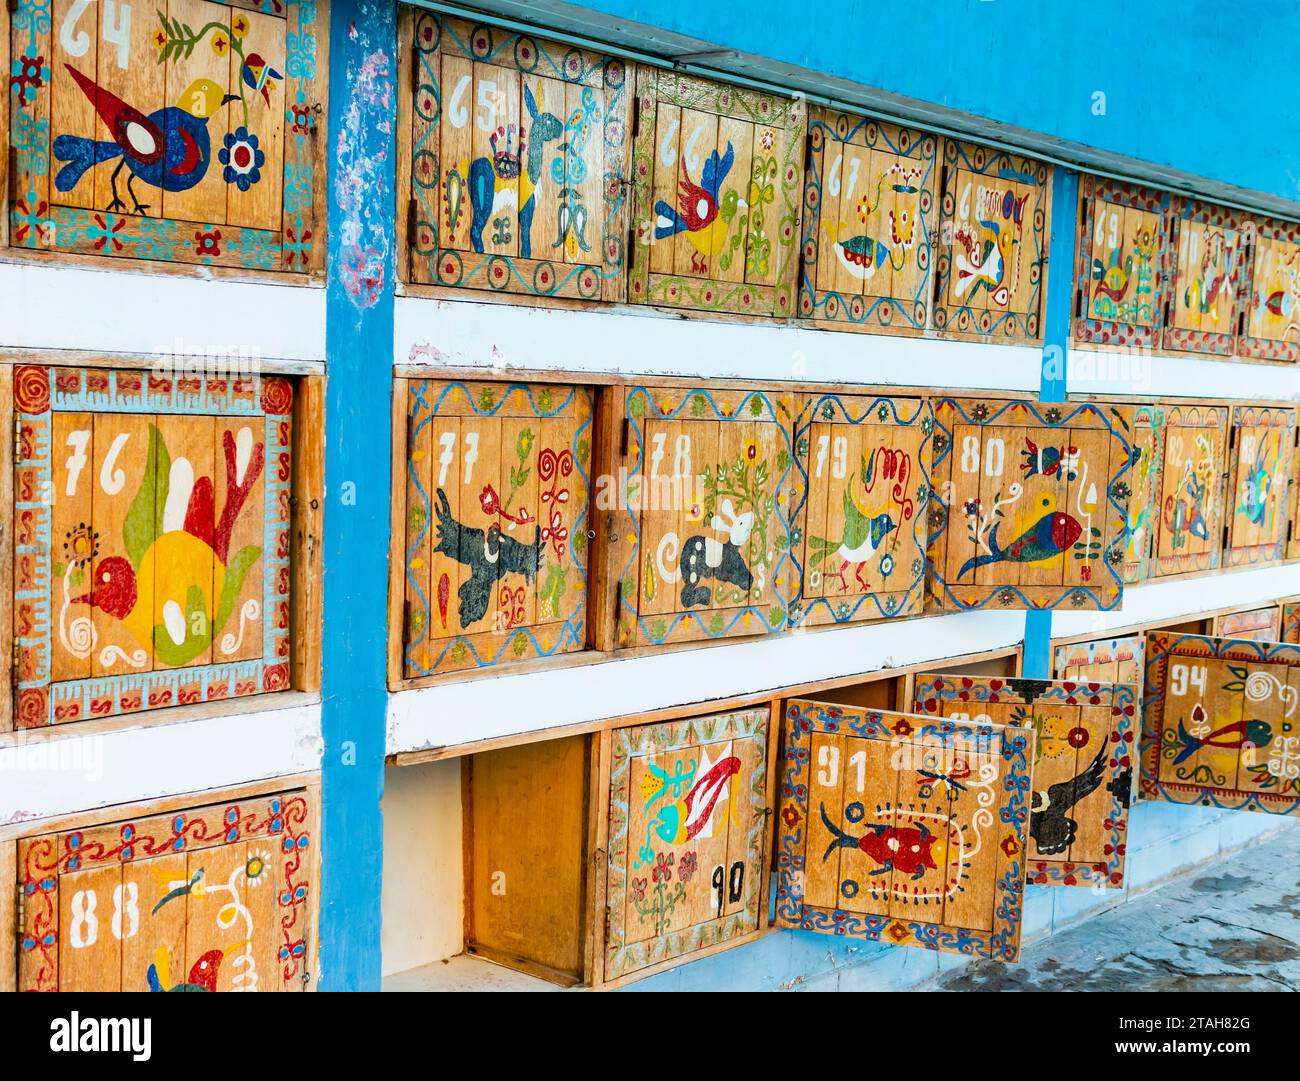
[320,0,398,992]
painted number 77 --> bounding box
[436,430,479,485]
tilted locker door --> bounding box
[798,109,939,334]
[18,790,314,991]
[12,366,293,728]
[1151,405,1229,577]
[1162,200,1248,356]
[931,140,1049,342]
[1225,406,1296,566]
[400,379,592,677]
[615,385,795,647]
[8,0,326,273]
[1142,632,1300,816]
[913,674,1136,889]
[1282,600,1300,645]
[927,398,1135,611]
[403,10,633,301]
[1073,177,1172,348]
[1054,634,1146,688]
[627,68,805,318]
[1119,405,1165,584]
[1238,218,1300,361]
[1212,607,1281,642]
[604,708,768,981]
[789,392,932,627]
[774,699,1033,961]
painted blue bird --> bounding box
[654,142,744,273]
[52,64,238,215]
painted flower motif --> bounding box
[479,485,501,516]
[193,229,222,256]
[516,428,535,460]
[63,523,99,569]
[911,557,924,577]
[231,13,250,38]
[886,920,911,944]
[744,439,759,461]
[921,415,934,437]
[290,103,314,134]
[997,588,1017,606]
[652,851,674,884]
[759,128,775,152]
[962,497,981,516]
[781,804,801,829]
[631,877,647,903]
[219,128,265,191]
[10,51,48,107]
[971,402,991,423]
[879,553,895,578]
[1044,407,1063,424]
[877,403,890,421]
[210,30,231,56]
[932,431,949,455]
[244,847,271,886]
[1070,590,1088,607]
[1111,480,1132,502]
[999,834,1021,858]
[678,850,698,883]
[152,27,170,52]
[1068,726,1091,749]
[836,601,851,619]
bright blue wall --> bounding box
[557,0,1300,204]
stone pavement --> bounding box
[934,825,1300,991]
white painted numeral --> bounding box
[817,744,839,788]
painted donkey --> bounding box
[679,498,755,608]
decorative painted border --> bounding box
[1161,199,1247,356]
[604,707,768,980]
[1152,404,1228,578]
[774,699,1031,961]
[406,12,631,301]
[1073,177,1172,349]
[1120,404,1164,584]
[627,67,805,318]
[1140,632,1300,815]
[400,379,592,674]
[926,397,1134,611]
[12,365,293,727]
[18,789,313,991]
[797,110,937,334]
[1225,405,1296,566]
[913,675,1135,888]
[616,385,795,646]
[787,392,932,626]
[1236,216,1300,362]
[932,139,1049,342]
[7,0,325,274]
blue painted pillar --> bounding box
[1022,166,1079,678]
[320,0,397,991]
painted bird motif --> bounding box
[240,53,283,107]
[807,490,896,591]
[431,487,543,628]
[957,510,1083,581]
[644,750,742,847]
[52,65,239,215]
[1238,436,1275,527]
[73,425,265,668]
[954,219,1015,307]
[819,805,939,880]
[147,945,223,993]
[1029,742,1107,856]
[1092,250,1134,306]
[654,142,746,273]
[1172,716,1274,766]
[1021,438,1079,481]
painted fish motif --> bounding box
[818,804,938,879]
[1172,717,1274,765]
[957,511,1083,581]
[1021,438,1078,481]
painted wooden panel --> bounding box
[1212,607,1281,642]
[406,13,632,301]
[1055,634,1145,687]
[18,789,314,991]
[927,398,1135,611]
[1225,405,1295,566]
[12,365,293,728]
[1119,404,1165,583]
[1151,405,1228,577]
[774,698,1032,960]
[797,109,938,334]
[615,385,795,647]
[913,674,1135,888]
[628,68,805,318]
[1141,632,1300,815]
[1281,599,1300,645]
[1073,178,1171,349]
[932,140,1049,342]
[604,707,767,980]
[788,392,932,627]
[1238,217,1300,362]
[1162,200,1248,356]
[399,379,591,677]
[7,0,326,273]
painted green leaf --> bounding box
[125,424,168,569]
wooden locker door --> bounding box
[617,385,795,647]
[927,398,1135,611]
[1162,201,1248,355]
[1225,406,1295,566]
[603,707,769,982]
[798,108,939,334]
[1054,634,1145,687]
[1152,405,1229,577]
[1238,218,1300,361]
[1280,600,1300,645]
[627,67,805,318]
[1119,405,1165,583]
[1212,607,1281,642]
[1073,177,1172,349]
[774,698,1034,961]
[1141,632,1300,816]
[789,392,931,628]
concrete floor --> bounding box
[934,826,1300,992]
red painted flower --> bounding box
[652,851,674,883]
[781,804,801,830]
[678,850,698,883]
[194,229,223,257]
